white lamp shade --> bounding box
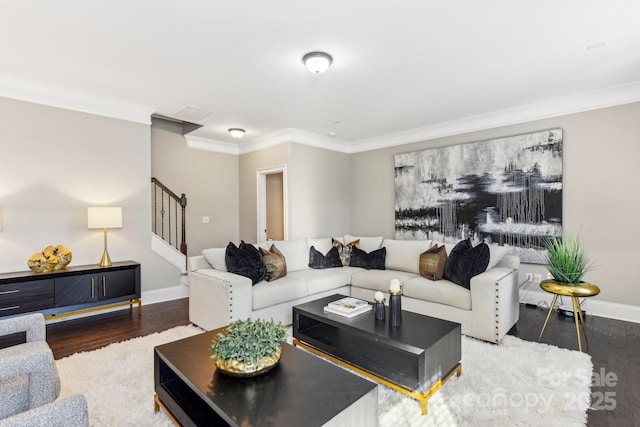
[88,207,122,229]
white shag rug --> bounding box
[56,326,592,426]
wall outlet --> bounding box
[202,216,210,224]
[525,273,533,282]
[533,273,542,284]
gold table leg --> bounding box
[576,299,589,351]
[571,296,583,352]
[293,339,460,416]
[538,294,559,341]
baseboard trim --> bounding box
[520,288,640,324]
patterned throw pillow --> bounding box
[308,246,343,269]
[349,246,386,270]
[332,238,360,266]
[225,241,266,285]
[419,244,447,281]
[443,239,490,289]
[259,244,287,282]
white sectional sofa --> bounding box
[188,235,520,343]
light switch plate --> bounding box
[202,216,210,224]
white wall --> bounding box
[151,119,240,254]
[0,96,179,292]
[350,102,640,307]
[288,144,351,239]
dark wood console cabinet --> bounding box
[0,261,141,320]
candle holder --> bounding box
[388,279,402,327]
[373,291,386,321]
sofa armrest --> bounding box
[469,266,520,343]
[0,394,88,427]
[0,341,58,410]
[0,313,46,342]
[188,269,253,331]
[188,255,213,272]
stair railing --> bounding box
[151,177,187,255]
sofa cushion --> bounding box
[306,237,333,255]
[288,268,350,294]
[402,276,472,310]
[383,239,432,274]
[225,241,265,285]
[444,239,490,289]
[332,238,359,266]
[344,235,383,253]
[258,239,308,272]
[419,244,447,280]
[487,244,507,269]
[252,276,308,310]
[351,269,418,292]
[259,244,287,282]
[202,247,228,271]
[350,246,386,270]
[309,246,343,269]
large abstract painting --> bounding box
[394,129,563,263]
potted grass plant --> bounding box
[210,318,287,377]
[543,234,594,285]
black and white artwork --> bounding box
[395,129,563,263]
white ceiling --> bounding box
[1,1,639,152]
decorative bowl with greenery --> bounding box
[210,318,287,377]
[543,234,594,284]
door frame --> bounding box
[257,165,288,242]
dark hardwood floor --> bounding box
[508,303,639,427]
[42,298,638,426]
[46,298,190,359]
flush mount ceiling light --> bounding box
[302,51,333,74]
[228,128,245,138]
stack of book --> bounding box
[323,297,371,318]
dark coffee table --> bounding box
[154,328,378,426]
[293,294,461,415]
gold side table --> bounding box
[538,280,600,352]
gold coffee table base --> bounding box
[293,338,462,415]
[538,280,600,352]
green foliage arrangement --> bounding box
[544,234,594,284]
[210,318,287,364]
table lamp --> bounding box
[87,206,122,267]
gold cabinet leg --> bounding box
[539,294,559,341]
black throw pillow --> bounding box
[308,246,343,269]
[225,241,265,285]
[444,239,490,289]
[350,246,386,270]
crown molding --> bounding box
[349,81,640,153]
[0,74,154,124]
[185,128,351,155]
[185,135,240,155]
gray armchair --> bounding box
[0,313,88,427]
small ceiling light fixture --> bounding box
[302,51,333,74]
[228,128,245,138]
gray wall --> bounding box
[151,119,239,254]
[239,143,291,243]
[0,97,178,292]
[237,143,351,242]
[350,102,640,306]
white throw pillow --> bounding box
[202,248,228,271]
[344,235,383,253]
